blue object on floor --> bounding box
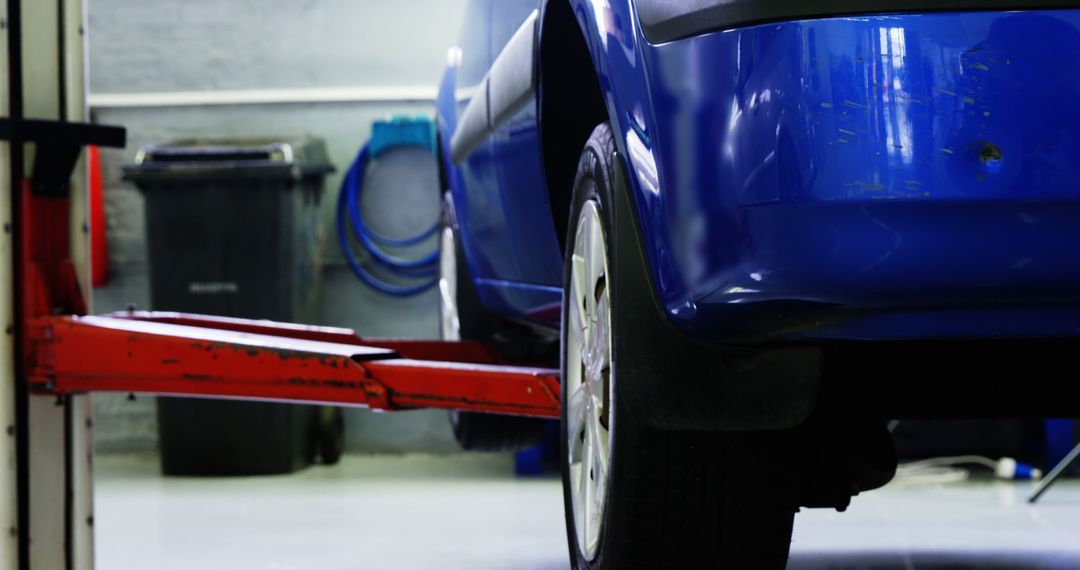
[1045,419,1077,474]
[514,420,559,476]
[514,445,544,476]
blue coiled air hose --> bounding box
[336,136,439,296]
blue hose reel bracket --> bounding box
[337,116,441,296]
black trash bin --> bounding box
[124,138,343,476]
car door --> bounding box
[448,0,563,327]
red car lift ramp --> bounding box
[26,311,561,419]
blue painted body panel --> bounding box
[438,0,562,328]
[440,2,1080,340]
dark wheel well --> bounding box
[538,0,609,254]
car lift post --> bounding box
[0,0,15,565]
[2,0,106,568]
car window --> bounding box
[457,0,492,88]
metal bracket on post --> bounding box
[0,118,125,196]
[1,119,125,320]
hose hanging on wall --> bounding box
[336,117,440,296]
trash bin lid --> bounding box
[122,138,334,184]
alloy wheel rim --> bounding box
[566,199,612,561]
[439,225,461,342]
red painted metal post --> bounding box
[88,145,109,288]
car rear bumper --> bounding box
[631,9,1080,340]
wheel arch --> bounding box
[537,0,609,254]
[536,4,826,432]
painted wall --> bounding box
[88,0,470,454]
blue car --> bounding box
[436,1,1080,566]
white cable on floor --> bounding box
[893,455,1042,486]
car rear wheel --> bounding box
[439,192,549,452]
[561,123,800,569]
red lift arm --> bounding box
[12,120,559,423]
[26,312,561,419]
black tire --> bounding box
[448,409,548,453]
[440,192,551,452]
[315,406,344,465]
[561,124,800,569]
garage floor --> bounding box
[95,453,1080,569]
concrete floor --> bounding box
[95,454,1080,569]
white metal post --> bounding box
[22,0,68,563]
[18,0,94,567]
[0,0,20,565]
[63,0,94,566]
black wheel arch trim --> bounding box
[606,146,822,431]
